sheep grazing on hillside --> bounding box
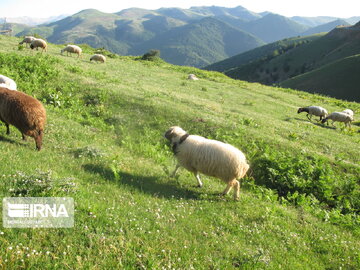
[188,74,199,80]
[164,126,249,200]
[342,109,354,118]
[297,106,328,121]
[0,87,46,150]
[61,45,82,58]
[30,38,47,52]
[19,36,35,48]
[0,75,17,90]
[321,112,353,128]
[90,54,106,63]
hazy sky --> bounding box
[1,0,359,18]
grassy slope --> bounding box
[281,54,360,101]
[211,28,360,101]
[0,36,359,269]
[204,34,323,72]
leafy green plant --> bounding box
[73,146,105,159]
[141,49,161,61]
[3,171,76,197]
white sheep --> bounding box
[19,36,35,48]
[61,45,82,58]
[342,109,354,118]
[297,106,328,121]
[164,126,249,200]
[321,112,353,128]
[188,74,199,80]
[0,75,17,90]
[90,54,106,63]
[30,38,47,52]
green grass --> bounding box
[280,54,360,101]
[209,27,360,102]
[0,35,359,269]
[204,34,323,72]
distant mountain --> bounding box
[20,6,360,68]
[291,16,338,27]
[0,22,31,35]
[346,16,360,25]
[131,17,264,67]
[205,22,360,101]
[16,6,267,66]
[301,19,350,36]
[4,15,68,26]
[240,13,309,43]
[188,6,261,21]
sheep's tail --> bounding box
[237,161,250,179]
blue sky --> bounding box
[1,0,359,18]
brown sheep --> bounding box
[0,87,46,150]
[90,54,106,63]
[30,38,47,52]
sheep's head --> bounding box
[297,108,304,114]
[164,126,186,143]
[321,118,328,124]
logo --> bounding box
[3,197,74,228]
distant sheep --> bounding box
[19,36,35,47]
[297,106,328,121]
[342,109,354,118]
[90,54,106,63]
[164,126,249,200]
[0,75,17,90]
[0,87,46,150]
[30,38,47,52]
[321,111,353,128]
[61,45,82,57]
[188,74,199,80]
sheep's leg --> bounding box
[306,114,312,121]
[194,172,203,188]
[221,181,234,196]
[171,164,180,177]
[34,131,43,151]
[22,133,26,141]
[233,180,240,201]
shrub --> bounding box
[252,150,360,215]
[0,52,59,95]
[141,49,161,61]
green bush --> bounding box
[252,150,360,215]
[141,49,161,61]
[0,52,59,95]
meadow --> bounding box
[0,35,359,269]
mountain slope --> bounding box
[291,16,338,27]
[189,5,261,21]
[131,17,265,67]
[280,54,360,101]
[242,13,309,43]
[207,22,360,101]
[302,19,350,35]
[204,34,323,72]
